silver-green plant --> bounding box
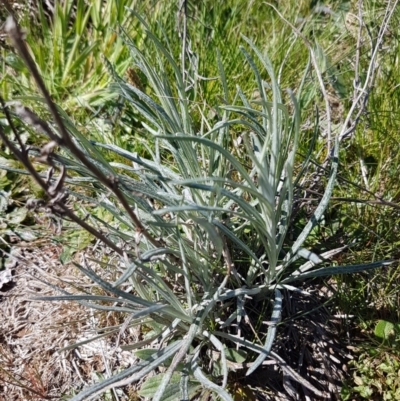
[0,11,392,401]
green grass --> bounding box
[1,0,400,399]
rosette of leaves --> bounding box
[0,12,392,401]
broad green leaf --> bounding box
[225,348,247,364]
[139,372,201,401]
[374,320,396,342]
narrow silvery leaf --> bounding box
[283,137,339,265]
[32,294,132,304]
[152,324,199,401]
[180,371,190,401]
[297,248,322,264]
[291,245,347,277]
[192,361,234,401]
[272,284,311,295]
[218,310,238,328]
[113,260,139,287]
[70,340,183,401]
[213,331,272,356]
[140,247,181,262]
[282,260,393,283]
[246,289,282,376]
[73,263,156,307]
[219,286,265,302]
[214,221,266,277]
[32,295,140,314]
[60,331,119,352]
[203,331,228,388]
[190,216,224,260]
[156,134,256,191]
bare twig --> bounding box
[353,0,363,103]
[0,98,125,256]
[0,98,52,194]
[266,0,399,155]
[340,0,399,141]
[177,0,188,82]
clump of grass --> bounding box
[1,0,150,114]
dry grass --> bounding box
[0,239,141,401]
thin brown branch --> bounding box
[0,98,27,151]
[4,15,164,250]
[0,112,50,193]
[353,0,363,103]
[178,0,188,82]
[0,101,125,256]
